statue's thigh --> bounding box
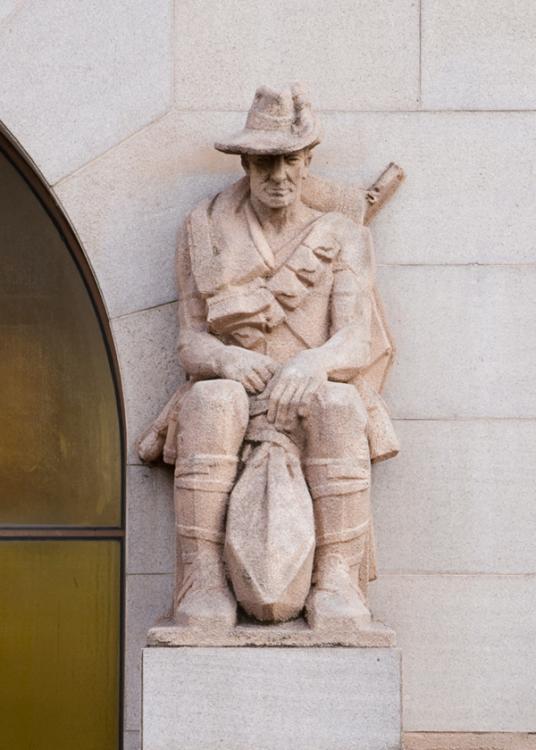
[178,379,249,454]
[305,382,368,457]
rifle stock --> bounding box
[364,162,405,225]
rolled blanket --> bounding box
[224,422,315,622]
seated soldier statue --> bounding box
[139,84,400,633]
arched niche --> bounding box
[0,125,124,750]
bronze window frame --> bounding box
[0,123,126,749]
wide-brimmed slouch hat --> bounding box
[215,83,321,155]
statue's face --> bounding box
[243,149,311,209]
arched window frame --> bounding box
[0,122,126,749]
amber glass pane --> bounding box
[0,151,121,526]
[0,540,120,749]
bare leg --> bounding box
[303,382,371,630]
[174,379,249,627]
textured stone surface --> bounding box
[55,111,536,319]
[126,466,174,575]
[123,731,140,750]
[378,265,536,419]
[373,419,536,574]
[2,0,536,741]
[148,617,395,648]
[369,574,536,731]
[136,89,401,636]
[175,0,419,111]
[143,647,402,750]
[404,733,536,750]
[55,111,243,317]
[422,0,536,109]
[124,574,173,731]
[0,0,172,184]
[0,0,19,23]
[111,304,181,464]
[317,111,536,265]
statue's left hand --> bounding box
[267,353,327,431]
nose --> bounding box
[269,157,286,183]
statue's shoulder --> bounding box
[303,211,371,277]
[316,209,360,234]
[301,174,367,225]
[179,178,248,272]
[185,177,249,227]
[306,211,365,257]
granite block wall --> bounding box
[1,2,535,747]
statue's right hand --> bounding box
[219,351,277,394]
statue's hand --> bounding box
[267,353,327,430]
[219,350,277,394]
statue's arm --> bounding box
[320,221,373,381]
[284,220,372,381]
[266,220,372,427]
[175,225,228,378]
[176,225,276,391]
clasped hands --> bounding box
[219,348,327,431]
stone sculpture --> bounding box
[139,84,403,638]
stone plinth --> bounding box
[148,616,395,648]
[142,647,402,750]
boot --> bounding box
[174,453,238,628]
[304,457,372,630]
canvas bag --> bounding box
[224,424,315,622]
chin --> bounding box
[261,194,295,209]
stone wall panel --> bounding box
[378,265,536,419]
[111,304,181,463]
[0,0,19,24]
[56,111,536,317]
[125,574,173,731]
[422,0,536,109]
[124,731,140,750]
[318,112,536,265]
[369,574,536,731]
[55,112,244,317]
[0,0,172,183]
[126,466,174,575]
[174,0,419,111]
[373,420,536,574]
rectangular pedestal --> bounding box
[142,647,402,750]
[148,617,395,648]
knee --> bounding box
[309,382,367,428]
[183,379,249,424]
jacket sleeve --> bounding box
[326,219,373,376]
[176,224,229,378]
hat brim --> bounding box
[214,125,321,155]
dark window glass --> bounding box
[0,540,121,749]
[0,150,121,527]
